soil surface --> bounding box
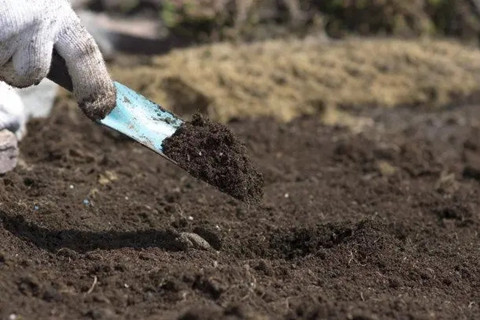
[1,101,480,319]
[162,114,263,204]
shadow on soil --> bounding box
[0,210,185,253]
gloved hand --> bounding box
[0,82,23,174]
[0,0,116,120]
[0,82,26,140]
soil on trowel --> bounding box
[1,100,480,319]
[162,114,263,204]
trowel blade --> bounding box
[99,82,183,157]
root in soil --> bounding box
[162,114,263,203]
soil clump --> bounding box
[162,114,263,204]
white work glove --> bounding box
[0,82,26,140]
[0,0,116,120]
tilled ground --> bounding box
[0,101,480,320]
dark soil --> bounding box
[1,101,480,319]
[162,114,263,204]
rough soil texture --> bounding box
[111,38,480,123]
[162,114,263,204]
[1,97,480,319]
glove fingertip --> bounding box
[77,84,117,121]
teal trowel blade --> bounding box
[99,82,183,156]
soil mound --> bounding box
[112,38,480,125]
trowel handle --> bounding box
[47,50,74,92]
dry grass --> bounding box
[111,38,480,124]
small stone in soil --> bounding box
[162,114,263,204]
[178,232,212,251]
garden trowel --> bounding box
[47,51,263,204]
[47,51,183,162]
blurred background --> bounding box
[73,0,480,45]
[64,0,480,128]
